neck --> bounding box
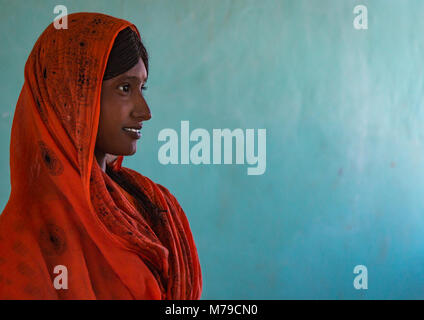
[94,149,106,172]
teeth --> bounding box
[123,128,140,133]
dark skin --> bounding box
[95,58,151,172]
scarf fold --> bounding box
[0,12,202,300]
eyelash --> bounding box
[118,84,148,93]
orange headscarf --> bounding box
[0,12,202,300]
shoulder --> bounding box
[119,166,182,208]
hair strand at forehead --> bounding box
[103,26,149,80]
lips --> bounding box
[122,125,142,139]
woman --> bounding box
[0,12,202,299]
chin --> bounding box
[122,145,137,156]
[109,141,137,156]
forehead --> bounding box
[103,58,148,86]
[111,58,147,83]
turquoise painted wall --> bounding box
[1,0,424,299]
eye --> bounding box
[141,85,148,92]
[118,83,130,93]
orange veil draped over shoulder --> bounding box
[0,12,202,300]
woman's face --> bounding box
[96,58,151,160]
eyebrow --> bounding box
[119,75,148,83]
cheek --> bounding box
[100,94,127,126]
[98,98,131,144]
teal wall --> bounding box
[1,0,424,299]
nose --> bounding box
[131,94,151,121]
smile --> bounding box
[122,127,141,139]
